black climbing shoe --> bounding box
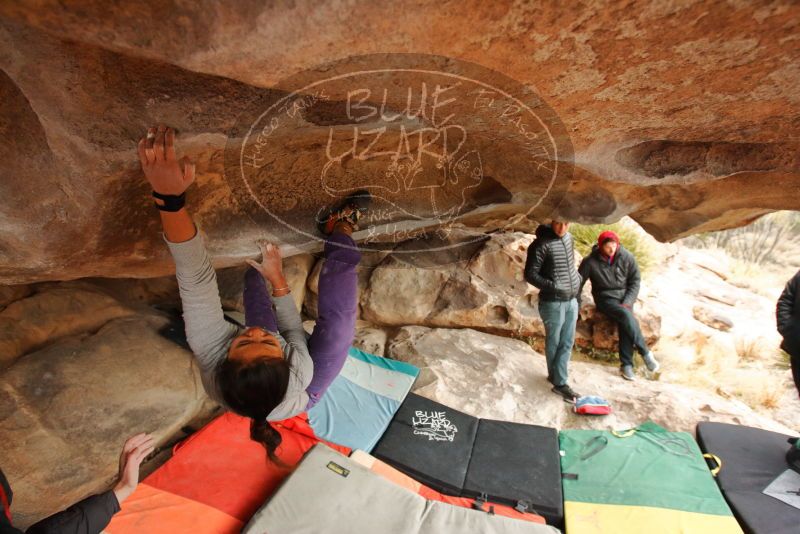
[552,384,580,403]
[316,189,372,235]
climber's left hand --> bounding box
[137,124,195,197]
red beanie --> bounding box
[598,230,620,247]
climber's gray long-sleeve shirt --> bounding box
[163,230,313,421]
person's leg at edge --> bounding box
[243,266,278,332]
[306,225,361,409]
[554,298,578,387]
[538,300,563,385]
[790,350,800,398]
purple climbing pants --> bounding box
[243,231,360,410]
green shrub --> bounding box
[575,344,621,364]
[570,222,655,274]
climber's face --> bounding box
[601,240,618,258]
[228,327,283,362]
[551,220,570,237]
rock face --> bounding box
[386,325,795,435]
[359,231,662,350]
[362,232,542,335]
[692,304,735,331]
[0,284,218,527]
[0,1,798,283]
[0,284,136,370]
[577,301,661,352]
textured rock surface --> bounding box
[387,325,796,435]
[362,232,540,333]
[0,1,798,283]
[0,284,31,310]
[577,301,661,352]
[361,231,662,347]
[692,304,735,331]
[0,285,135,370]
[0,283,218,527]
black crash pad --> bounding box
[372,393,479,495]
[373,394,564,527]
[696,421,800,534]
[463,419,563,526]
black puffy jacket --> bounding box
[524,224,581,302]
[1,467,120,534]
[777,269,800,356]
[578,244,641,306]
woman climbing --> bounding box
[137,124,368,463]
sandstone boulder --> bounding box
[351,321,391,357]
[0,284,31,310]
[0,2,798,283]
[577,301,661,352]
[693,304,735,332]
[362,232,544,335]
[1,312,217,527]
[0,286,135,370]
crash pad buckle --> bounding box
[515,500,530,513]
[471,492,488,511]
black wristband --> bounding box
[152,191,186,212]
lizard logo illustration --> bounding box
[412,410,458,442]
[224,53,573,262]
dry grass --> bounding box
[759,389,782,409]
[735,336,763,361]
[657,331,793,419]
[726,258,796,300]
[726,259,758,290]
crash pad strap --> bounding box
[703,453,722,477]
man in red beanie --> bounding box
[578,230,659,381]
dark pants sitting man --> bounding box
[578,231,659,381]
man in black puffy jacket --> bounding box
[578,230,659,381]
[777,269,800,397]
[524,220,582,402]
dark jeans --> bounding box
[537,298,578,387]
[596,299,649,367]
[243,232,360,409]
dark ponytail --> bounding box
[218,356,291,465]
[250,418,289,468]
